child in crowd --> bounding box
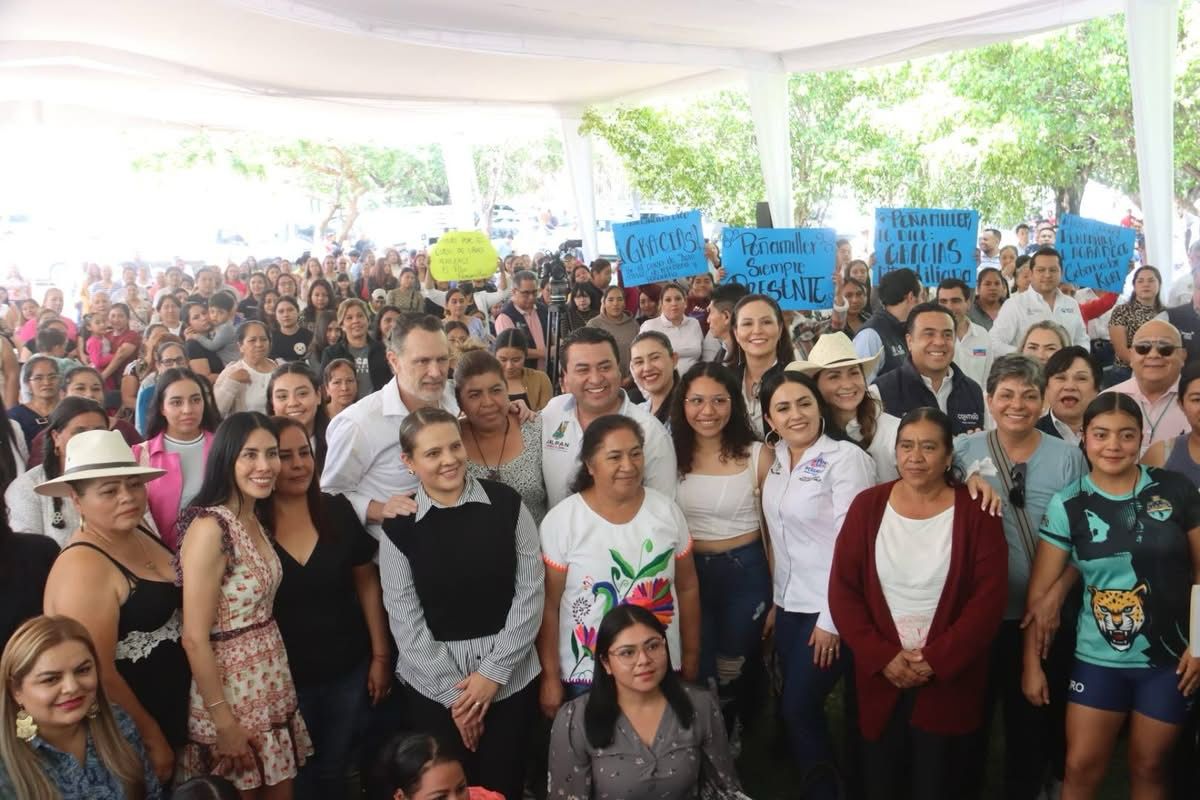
[189,290,239,366]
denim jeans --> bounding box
[694,540,772,723]
[775,608,849,800]
[295,659,370,800]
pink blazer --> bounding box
[134,431,214,551]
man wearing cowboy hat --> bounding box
[873,301,986,436]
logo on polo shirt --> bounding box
[971,347,987,357]
[545,420,572,451]
[796,455,829,481]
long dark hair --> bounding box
[40,397,109,531]
[670,362,755,476]
[259,416,327,539]
[759,371,847,444]
[569,415,645,494]
[145,368,220,440]
[583,605,693,749]
[187,412,278,515]
[0,391,21,499]
[1080,392,1144,468]
[303,278,335,324]
[266,362,329,466]
[727,294,795,369]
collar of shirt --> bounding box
[413,476,491,522]
[1021,285,1073,311]
[555,388,635,418]
[1049,410,1081,445]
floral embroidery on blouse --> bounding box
[564,540,677,682]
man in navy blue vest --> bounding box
[874,301,986,435]
[853,268,921,381]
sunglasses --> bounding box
[1131,340,1177,357]
[1009,462,1026,509]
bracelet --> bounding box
[205,699,228,711]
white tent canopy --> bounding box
[0,0,1174,270]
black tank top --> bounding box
[59,534,192,747]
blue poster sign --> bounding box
[1057,214,1136,292]
[874,207,980,284]
[614,210,707,286]
[719,227,836,310]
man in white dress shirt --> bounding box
[321,313,459,539]
[989,247,1089,355]
[541,327,676,508]
[936,277,994,390]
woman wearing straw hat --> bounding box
[40,429,191,786]
[786,332,901,483]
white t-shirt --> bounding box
[875,503,953,650]
[165,434,207,514]
[540,488,692,686]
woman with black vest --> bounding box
[378,407,544,800]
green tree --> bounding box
[944,17,1137,217]
[473,134,564,232]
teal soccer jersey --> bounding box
[1041,466,1200,669]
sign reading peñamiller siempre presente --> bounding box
[874,207,980,284]
[614,210,708,287]
[1057,213,1136,293]
[719,227,836,310]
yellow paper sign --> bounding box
[429,231,499,282]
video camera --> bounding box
[540,239,583,305]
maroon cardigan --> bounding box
[829,481,1007,740]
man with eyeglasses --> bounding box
[990,247,1088,356]
[1102,319,1189,454]
[495,271,548,370]
[953,354,1086,799]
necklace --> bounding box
[87,525,156,571]
[468,415,511,481]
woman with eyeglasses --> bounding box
[548,604,741,800]
[9,355,59,452]
[670,362,773,730]
[952,355,1086,799]
[1024,392,1200,799]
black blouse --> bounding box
[0,533,58,652]
[272,493,376,686]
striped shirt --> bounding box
[378,477,544,707]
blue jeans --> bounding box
[775,609,849,800]
[295,660,370,800]
[695,540,772,717]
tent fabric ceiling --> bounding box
[0,0,1121,137]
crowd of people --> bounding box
[0,226,1197,800]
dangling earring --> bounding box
[15,707,37,741]
[85,702,99,720]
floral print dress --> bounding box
[176,505,312,789]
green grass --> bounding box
[734,683,1131,799]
